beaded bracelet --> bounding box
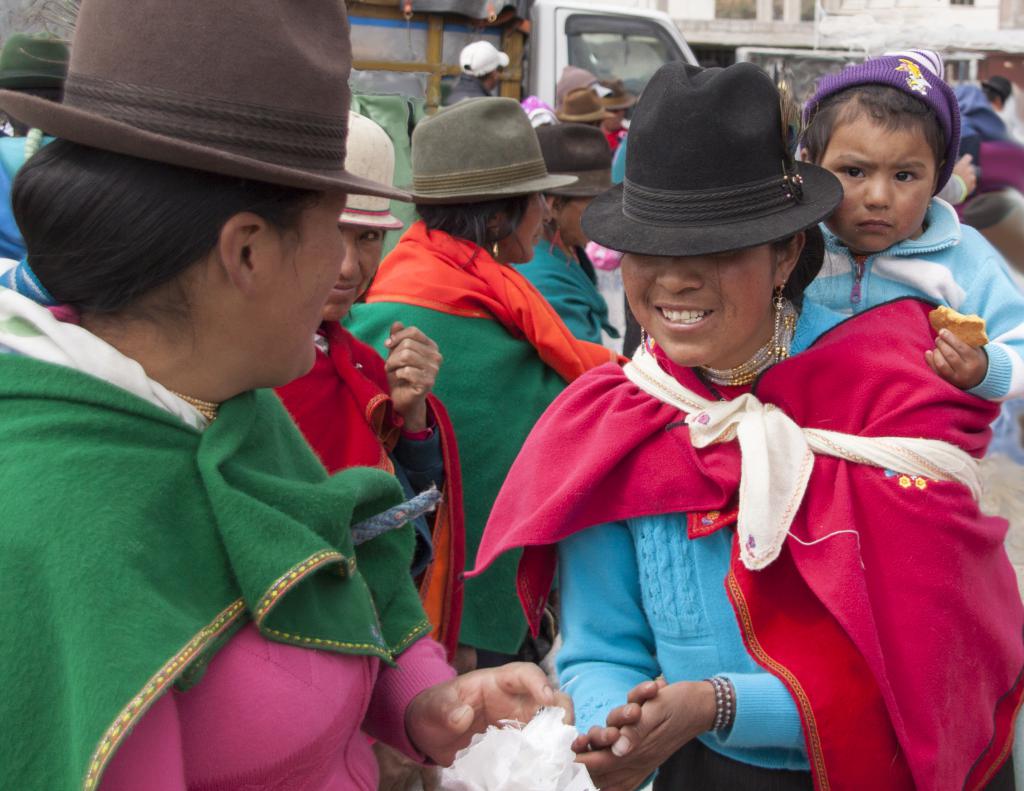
[707,676,736,732]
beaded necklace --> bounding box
[700,299,797,387]
[171,391,220,422]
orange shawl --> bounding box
[365,221,620,381]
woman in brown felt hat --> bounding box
[346,96,619,671]
[516,122,620,345]
[0,3,567,790]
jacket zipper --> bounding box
[850,254,869,307]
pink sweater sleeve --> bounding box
[99,690,187,791]
[363,636,456,761]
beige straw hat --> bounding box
[339,112,404,229]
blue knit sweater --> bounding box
[556,300,843,773]
[806,199,1024,401]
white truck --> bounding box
[348,0,697,111]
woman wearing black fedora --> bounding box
[346,96,618,669]
[473,62,1022,790]
[0,3,565,790]
[516,122,619,346]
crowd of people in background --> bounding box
[1,5,1023,790]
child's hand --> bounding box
[925,328,988,390]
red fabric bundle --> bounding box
[473,299,1023,790]
[277,322,464,660]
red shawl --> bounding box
[365,221,620,382]
[276,322,464,659]
[473,299,1023,790]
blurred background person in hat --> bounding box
[556,87,613,127]
[0,2,567,789]
[474,60,1022,791]
[444,40,509,106]
[346,96,618,671]
[983,75,1024,144]
[0,33,68,260]
[597,78,635,154]
[555,65,609,109]
[516,123,619,346]
[276,109,466,791]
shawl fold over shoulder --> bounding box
[364,221,618,382]
[473,299,1024,791]
[0,355,431,791]
[276,321,465,660]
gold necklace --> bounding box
[171,390,220,422]
[700,300,797,386]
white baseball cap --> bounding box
[460,41,510,77]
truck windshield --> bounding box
[565,14,684,96]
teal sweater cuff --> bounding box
[714,672,807,753]
[969,343,1013,401]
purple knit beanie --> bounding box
[803,49,961,193]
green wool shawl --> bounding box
[0,354,431,791]
[345,303,566,654]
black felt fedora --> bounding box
[583,62,841,256]
[0,0,407,199]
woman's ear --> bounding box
[774,230,805,287]
[215,212,275,295]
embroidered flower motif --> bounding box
[915,477,928,491]
[697,413,710,425]
[700,510,720,527]
[884,469,897,478]
[746,535,757,549]
[895,58,931,95]
[899,475,913,489]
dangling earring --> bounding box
[772,284,787,361]
[639,328,651,354]
[492,240,501,259]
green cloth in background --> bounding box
[517,243,618,345]
[0,354,429,791]
[350,92,427,256]
[346,302,567,654]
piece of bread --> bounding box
[929,305,989,347]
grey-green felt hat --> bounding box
[409,97,576,204]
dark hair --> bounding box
[416,194,531,248]
[777,225,824,309]
[11,139,318,316]
[982,85,1005,105]
[802,84,945,170]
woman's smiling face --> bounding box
[622,236,802,370]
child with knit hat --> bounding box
[802,49,1024,401]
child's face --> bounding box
[818,114,938,255]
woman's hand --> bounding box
[405,662,573,766]
[576,680,716,791]
[384,321,442,432]
[925,328,987,390]
[571,678,666,753]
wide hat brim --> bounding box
[583,161,842,256]
[0,90,410,200]
[545,169,612,198]
[408,172,578,204]
[0,71,65,89]
[339,208,405,229]
[557,109,613,123]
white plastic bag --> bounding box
[439,706,597,791]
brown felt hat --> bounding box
[0,0,407,199]
[557,88,613,124]
[536,123,612,197]
[409,97,576,204]
[599,79,637,111]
